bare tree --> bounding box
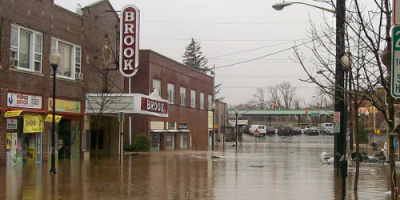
[252,88,267,109]
[292,0,396,198]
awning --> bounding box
[4,110,23,117]
[151,129,167,133]
[180,129,191,133]
[167,130,180,133]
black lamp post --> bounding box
[49,49,60,174]
[211,103,216,151]
[235,108,239,149]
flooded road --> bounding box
[0,134,394,200]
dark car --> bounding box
[266,127,275,136]
[292,127,302,135]
[242,125,250,134]
[305,126,319,136]
[278,125,293,136]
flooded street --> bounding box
[0,134,394,200]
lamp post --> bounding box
[342,52,353,153]
[235,108,239,149]
[49,49,61,174]
[211,103,216,151]
[365,110,369,147]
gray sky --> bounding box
[55,0,334,106]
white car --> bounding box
[249,125,267,136]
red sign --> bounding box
[120,5,140,77]
[141,97,168,114]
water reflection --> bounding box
[0,134,395,199]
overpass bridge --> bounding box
[227,109,335,128]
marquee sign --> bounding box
[119,5,140,77]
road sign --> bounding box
[391,25,400,97]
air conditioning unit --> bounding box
[10,58,18,68]
[75,72,83,80]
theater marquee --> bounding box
[119,5,140,78]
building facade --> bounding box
[125,50,214,151]
[0,0,122,165]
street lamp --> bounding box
[235,108,239,149]
[365,110,369,143]
[272,2,335,13]
[211,103,216,151]
[342,52,353,152]
[49,49,60,174]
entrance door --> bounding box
[151,133,160,151]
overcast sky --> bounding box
[54,0,336,107]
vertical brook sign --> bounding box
[120,5,140,77]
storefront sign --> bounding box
[178,123,188,130]
[6,118,18,129]
[4,110,23,117]
[119,5,140,77]
[45,114,62,123]
[7,93,42,109]
[141,97,168,114]
[23,113,44,133]
[48,98,81,113]
[168,122,176,130]
[6,133,11,149]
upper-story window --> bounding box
[167,83,175,104]
[208,94,212,110]
[191,90,196,108]
[180,87,186,106]
[51,38,82,80]
[200,92,204,109]
[10,25,42,72]
[153,79,161,96]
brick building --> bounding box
[126,50,214,151]
[0,0,214,165]
[0,0,122,165]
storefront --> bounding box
[5,111,44,165]
[48,97,82,160]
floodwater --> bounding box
[0,134,395,200]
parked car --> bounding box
[305,126,319,135]
[266,127,276,136]
[249,125,267,136]
[320,123,334,135]
[292,127,302,135]
[278,125,293,136]
[242,125,250,134]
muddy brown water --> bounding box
[0,134,395,200]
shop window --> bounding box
[191,90,196,108]
[10,24,42,72]
[51,38,82,80]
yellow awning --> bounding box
[4,110,23,117]
[45,114,62,123]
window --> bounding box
[180,87,186,106]
[200,92,204,109]
[208,95,212,110]
[167,83,175,104]
[51,38,81,79]
[153,79,161,96]
[10,25,42,72]
[191,90,196,108]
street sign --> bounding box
[333,112,340,133]
[391,25,400,97]
[395,0,400,25]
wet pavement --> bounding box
[0,134,395,200]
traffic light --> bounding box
[305,109,308,116]
[368,106,373,113]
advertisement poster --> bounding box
[6,133,11,149]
